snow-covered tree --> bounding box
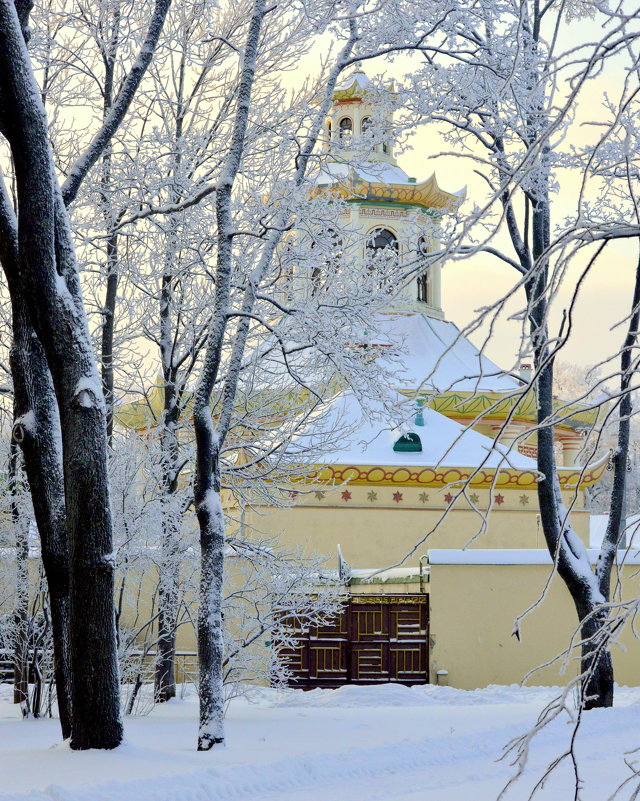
[184,0,465,749]
[400,0,640,714]
[0,0,171,748]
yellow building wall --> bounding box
[428,562,640,689]
[247,484,589,571]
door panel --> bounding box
[278,595,428,688]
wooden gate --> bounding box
[278,595,428,688]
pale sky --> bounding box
[397,77,636,374]
[400,140,636,374]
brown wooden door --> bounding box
[349,600,390,683]
[279,595,428,688]
[308,609,349,687]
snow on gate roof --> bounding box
[427,549,640,565]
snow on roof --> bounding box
[350,567,420,579]
[428,549,640,565]
[334,69,372,93]
[589,514,640,548]
[371,313,521,394]
[315,161,413,187]
[288,389,536,470]
[314,161,466,202]
[253,313,518,398]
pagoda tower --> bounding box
[315,67,466,319]
[311,67,600,468]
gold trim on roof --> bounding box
[303,453,608,490]
[399,389,600,431]
[332,74,389,103]
[316,170,463,212]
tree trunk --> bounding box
[0,178,73,739]
[99,46,118,446]
[10,310,73,736]
[194,416,225,750]
[101,228,119,444]
[10,442,30,713]
[0,6,122,749]
[154,380,181,702]
[53,197,123,749]
[579,606,614,710]
[528,197,614,709]
[154,220,181,702]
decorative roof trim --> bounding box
[398,389,600,431]
[315,170,463,212]
[303,453,608,489]
[332,76,388,103]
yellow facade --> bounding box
[247,485,591,570]
[429,562,640,688]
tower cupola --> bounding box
[325,67,397,165]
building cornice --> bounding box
[303,453,608,489]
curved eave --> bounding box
[303,453,608,489]
[115,383,195,431]
[315,171,463,212]
[332,78,395,104]
[401,389,600,431]
[115,384,163,429]
[332,88,368,102]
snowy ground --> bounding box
[1,683,640,801]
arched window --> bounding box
[417,274,429,303]
[382,141,389,154]
[327,120,332,138]
[339,117,353,139]
[361,116,371,134]
[366,228,398,253]
[416,236,430,303]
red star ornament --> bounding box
[495,494,505,505]
[392,491,403,503]
[341,490,352,501]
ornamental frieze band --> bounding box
[359,206,407,218]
